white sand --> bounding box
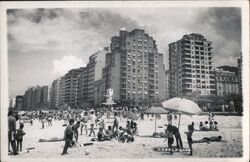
[10,115,242,158]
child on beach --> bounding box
[184,125,193,156]
[164,125,174,155]
[16,123,26,152]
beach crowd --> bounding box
[8,107,220,156]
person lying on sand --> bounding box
[39,137,64,142]
[192,136,225,143]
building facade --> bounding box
[15,95,24,111]
[78,48,109,107]
[214,68,239,96]
[169,33,216,98]
[50,78,60,109]
[59,67,84,109]
[237,56,242,95]
[23,85,49,110]
[102,28,165,106]
[165,70,170,99]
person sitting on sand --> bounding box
[97,127,111,142]
[105,125,113,139]
[199,122,205,131]
[192,136,223,143]
[204,121,210,130]
[212,121,219,130]
[131,121,138,134]
[209,121,214,130]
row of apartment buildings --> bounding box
[12,28,242,111]
[13,86,49,111]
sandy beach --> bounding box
[9,115,242,159]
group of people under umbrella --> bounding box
[142,97,203,155]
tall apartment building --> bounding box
[59,67,84,109]
[169,33,216,97]
[9,97,16,108]
[165,70,170,99]
[15,95,24,111]
[102,28,165,106]
[237,56,242,95]
[50,78,60,109]
[23,87,34,110]
[41,86,49,104]
[214,67,239,96]
[78,48,109,107]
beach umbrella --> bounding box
[144,106,169,133]
[124,111,139,120]
[161,97,202,129]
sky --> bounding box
[7,7,242,97]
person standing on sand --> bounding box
[112,112,119,133]
[170,125,183,149]
[89,111,97,137]
[72,121,80,142]
[167,113,173,125]
[80,111,89,135]
[61,118,74,155]
[185,125,193,156]
[8,111,18,155]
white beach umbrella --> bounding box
[161,97,202,129]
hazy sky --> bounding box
[7,7,241,97]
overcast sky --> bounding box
[7,7,241,97]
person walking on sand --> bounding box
[80,111,88,135]
[89,111,97,137]
[61,118,74,155]
[184,125,193,156]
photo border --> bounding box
[0,1,249,162]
